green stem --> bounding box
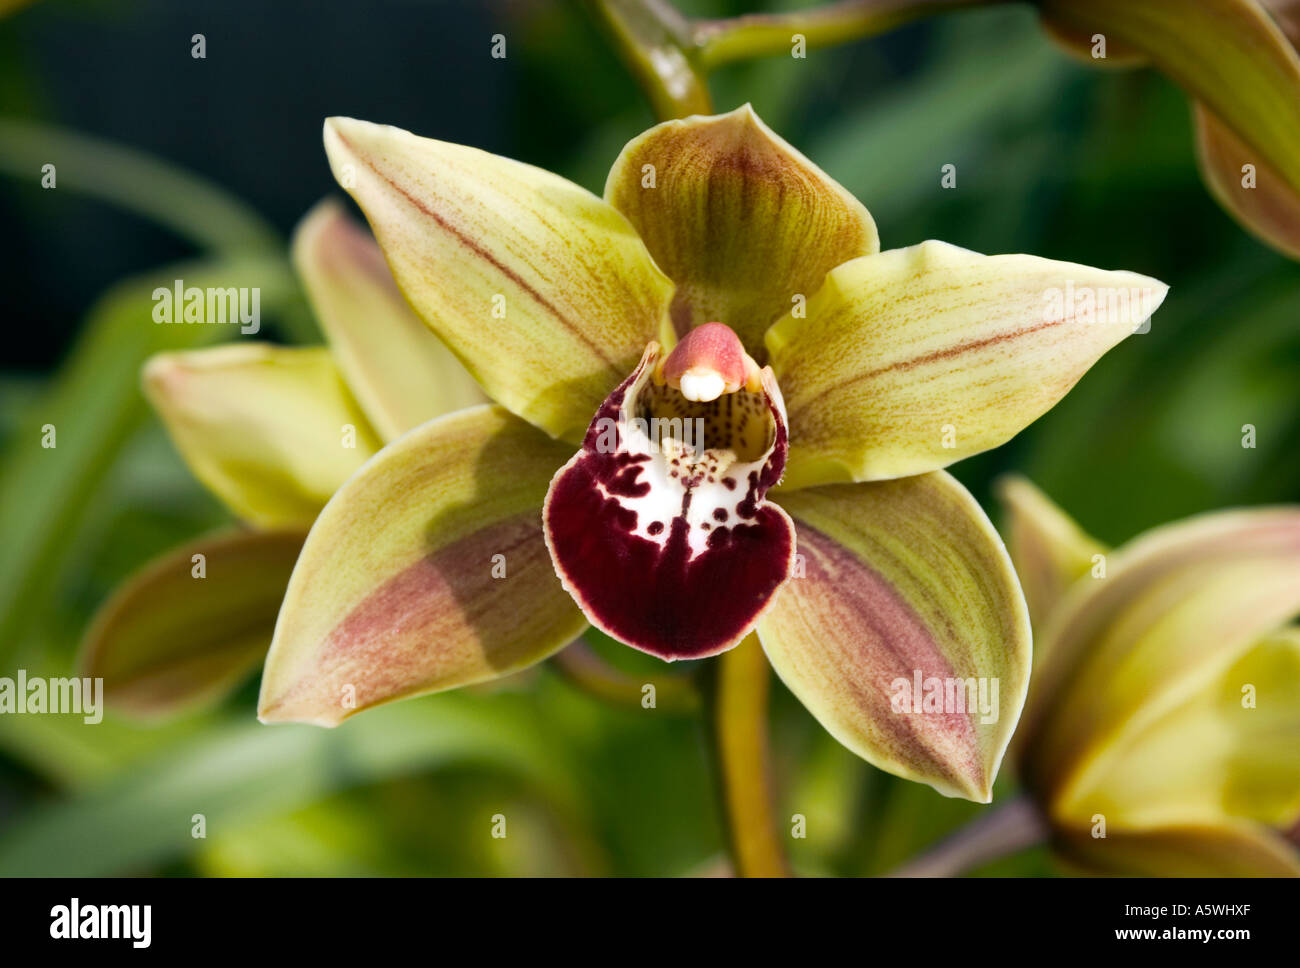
[693,0,992,70]
[888,794,1049,876]
[706,633,789,877]
[552,638,699,713]
[590,0,1004,117]
[587,0,714,120]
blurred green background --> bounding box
[0,0,1296,876]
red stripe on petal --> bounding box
[262,512,569,718]
[789,524,985,792]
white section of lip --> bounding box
[677,368,727,402]
[598,347,780,559]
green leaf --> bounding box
[0,694,579,876]
[0,118,280,255]
[0,258,297,666]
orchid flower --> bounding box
[79,200,484,717]
[998,476,1300,875]
[247,105,1167,805]
[595,0,1300,259]
[1038,0,1300,259]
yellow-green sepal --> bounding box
[143,344,382,528]
[604,104,878,357]
[1054,627,1300,833]
[322,117,675,443]
[767,241,1166,489]
[1053,818,1300,876]
[79,529,305,719]
[292,199,487,441]
[1194,102,1300,260]
[995,475,1108,633]
[1022,509,1300,819]
[259,405,588,727]
[756,471,1031,802]
[1041,0,1300,261]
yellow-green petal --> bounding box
[322,117,675,443]
[1053,819,1300,876]
[258,405,587,727]
[1022,509,1300,815]
[1055,627,1300,831]
[143,344,381,528]
[767,241,1167,489]
[292,198,487,441]
[995,474,1108,633]
[756,472,1031,802]
[1194,103,1300,260]
[79,529,305,719]
[605,104,878,358]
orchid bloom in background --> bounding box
[1037,0,1300,259]
[996,477,1300,875]
[248,104,1166,804]
[79,201,484,717]
[598,0,1300,259]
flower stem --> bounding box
[706,632,789,877]
[552,638,699,713]
[586,0,714,120]
[888,794,1049,877]
[692,0,993,70]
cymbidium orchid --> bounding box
[79,200,484,717]
[241,104,1168,806]
[597,0,1300,261]
[1037,0,1300,259]
[995,477,1300,875]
